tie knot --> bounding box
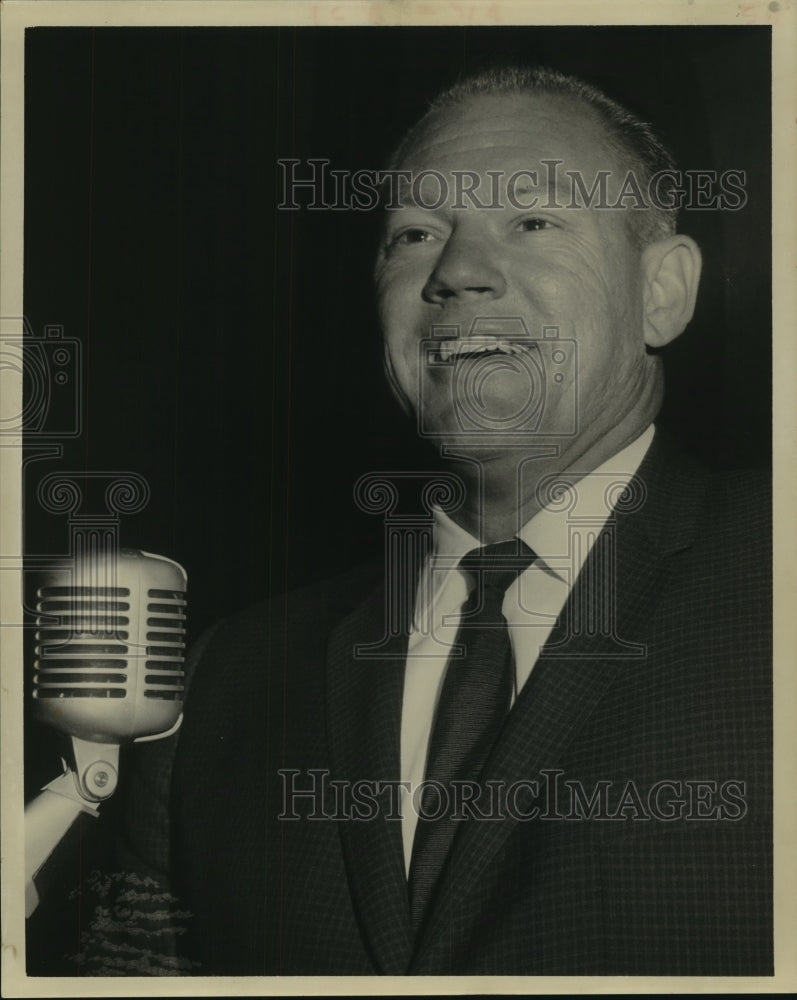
[458,538,537,599]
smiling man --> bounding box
[376,71,701,539]
[102,65,772,978]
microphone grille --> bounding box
[32,549,187,741]
[143,586,187,701]
[35,583,132,699]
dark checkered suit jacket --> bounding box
[118,432,772,975]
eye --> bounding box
[386,227,437,250]
[517,217,551,233]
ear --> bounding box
[641,234,702,348]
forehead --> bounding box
[397,92,623,177]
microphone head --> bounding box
[32,548,187,743]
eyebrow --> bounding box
[383,176,564,211]
[511,182,562,205]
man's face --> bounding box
[374,92,658,456]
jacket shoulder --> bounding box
[183,559,384,694]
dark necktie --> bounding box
[408,537,537,932]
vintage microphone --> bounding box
[25,548,187,917]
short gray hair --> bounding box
[389,65,679,248]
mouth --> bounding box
[430,337,534,363]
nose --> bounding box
[421,232,507,304]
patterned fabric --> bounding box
[96,433,772,976]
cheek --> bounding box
[380,315,420,415]
[377,263,419,323]
[513,257,607,334]
[376,248,432,299]
[378,269,436,364]
[377,280,408,337]
[515,241,611,300]
[522,246,641,337]
[379,298,420,389]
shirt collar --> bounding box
[416,425,655,623]
[520,423,654,578]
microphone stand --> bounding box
[25,736,119,918]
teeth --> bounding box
[434,338,530,361]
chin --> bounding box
[419,420,561,460]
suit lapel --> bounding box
[408,434,710,971]
[326,579,414,974]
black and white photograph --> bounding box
[1,0,794,993]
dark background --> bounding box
[23,25,771,635]
[22,24,770,969]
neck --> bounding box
[443,415,653,544]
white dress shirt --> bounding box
[399,425,655,873]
